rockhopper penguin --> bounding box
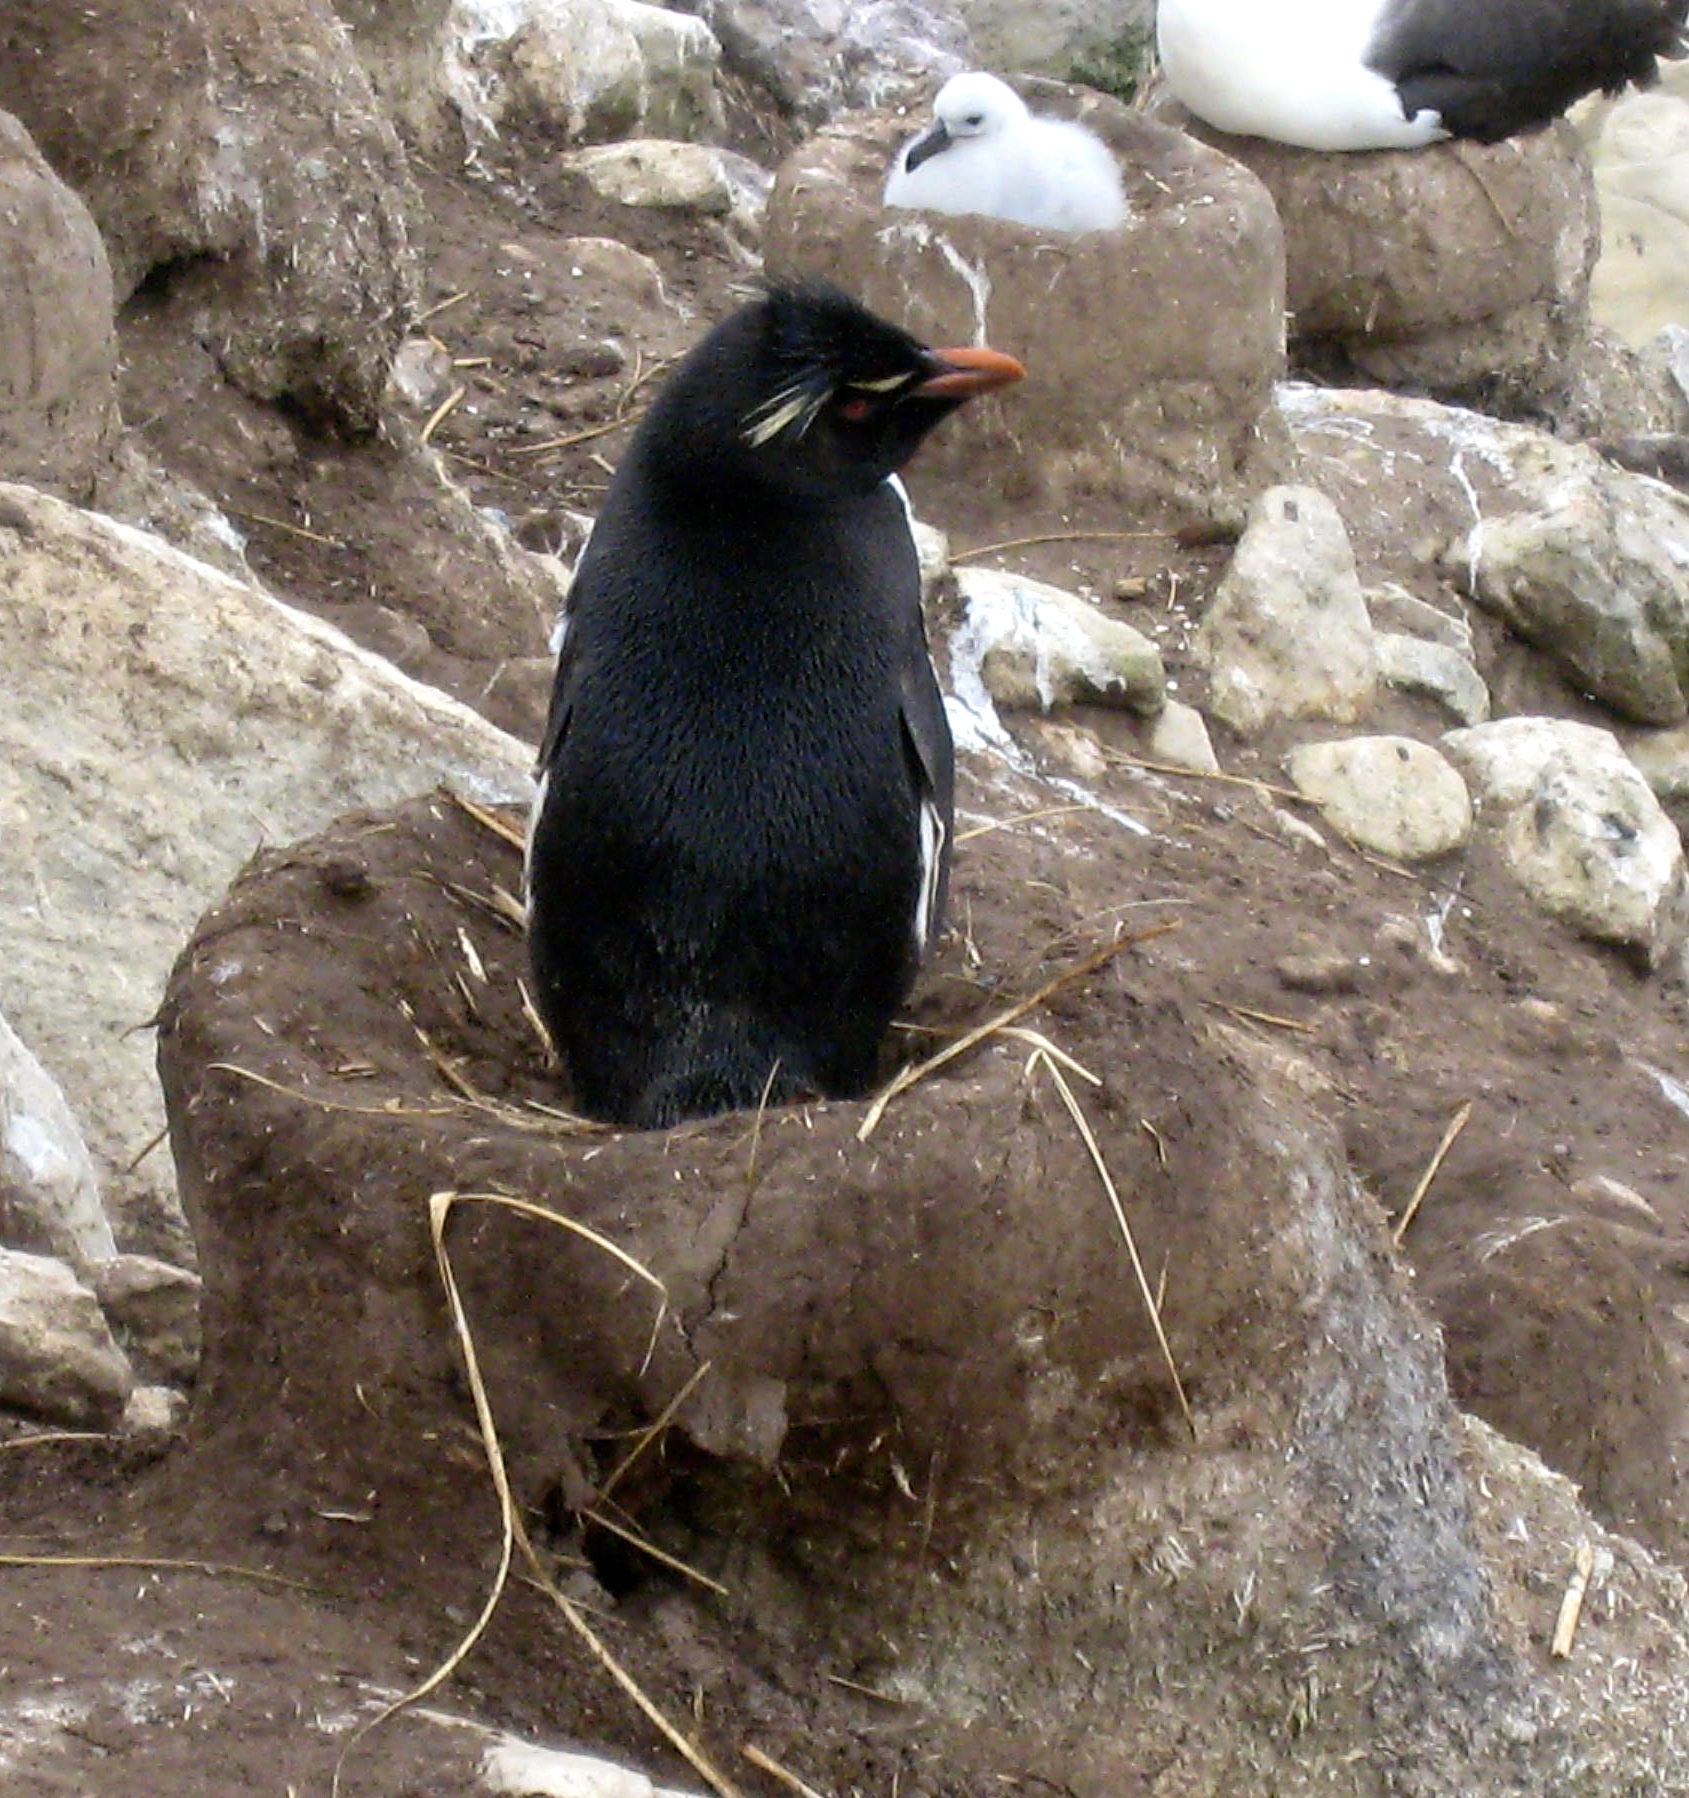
[525,281,1026,1129]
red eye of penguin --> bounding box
[838,396,873,422]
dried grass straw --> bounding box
[1550,1535,1596,1659]
[741,1741,830,1798]
[1392,1099,1473,1246]
[332,1189,741,1798]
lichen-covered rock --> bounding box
[1375,633,1491,726]
[0,1246,132,1427]
[89,1254,202,1385]
[0,0,418,430]
[1443,717,1689,967]
[1147,697,1219,772]
[954,0,1151,77]
[684,0,970,122]
[766,88,1287,526]
[1448,461,1689,727]
[1192,485,1377,734]
[1287,736,1472,862]
[563,140,772,234]
[1282,384,1689,726]
[0,110,116,500]
[1625,719,1689,838]
[0,481,533,1254]
[504,0,725,143]
[0,1009,114,1271]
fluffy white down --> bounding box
[1156,0,1447,150]
[885,72,1128,233]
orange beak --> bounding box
[914,345,1027,399]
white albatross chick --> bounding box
[1157,0,1689,152]
[884,71,1128,233]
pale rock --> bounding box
[89,1255,202,1385]
[1266,803,1331,856]
[1623,721,1689,835]
[1286,736,1472,863]
[1192,485,1377,735]
[1281,385,1689,726]
[1147,698,1220,773]
[680,0,969,123]
[1442,716,1608,807]
[386,335,459,414]
[0,1246,132,1427]
[1443,718,1689,966]
[958,566,1165,716]
[1364,582,1474,656]
[562,140,772,234]
[0,1010,115,1269]
[955,0,1151,75]
[1579,71,1689,347]
[1030,719,1110,780]
[120,1383,191,1438]
[1660,322,1689,410]
[0,482,534,1251]
[1375,632,1491,726]
[442,0,721,147]
[1449,469,1689,726]
[483,1737,701,1797]
[508,0,724,143]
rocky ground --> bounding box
[10,6,1689,1796]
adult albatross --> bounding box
[1156,0,1689,150]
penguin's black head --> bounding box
[644,280,1025,501]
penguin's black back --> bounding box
[527,289,959,1128]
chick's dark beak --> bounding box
[901,119,953,174]
[912,345,1027,399]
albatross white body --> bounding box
[1158,0,1445,149]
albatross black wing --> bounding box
[1368,0,1688,141]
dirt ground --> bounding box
[8,107,1689,1798]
